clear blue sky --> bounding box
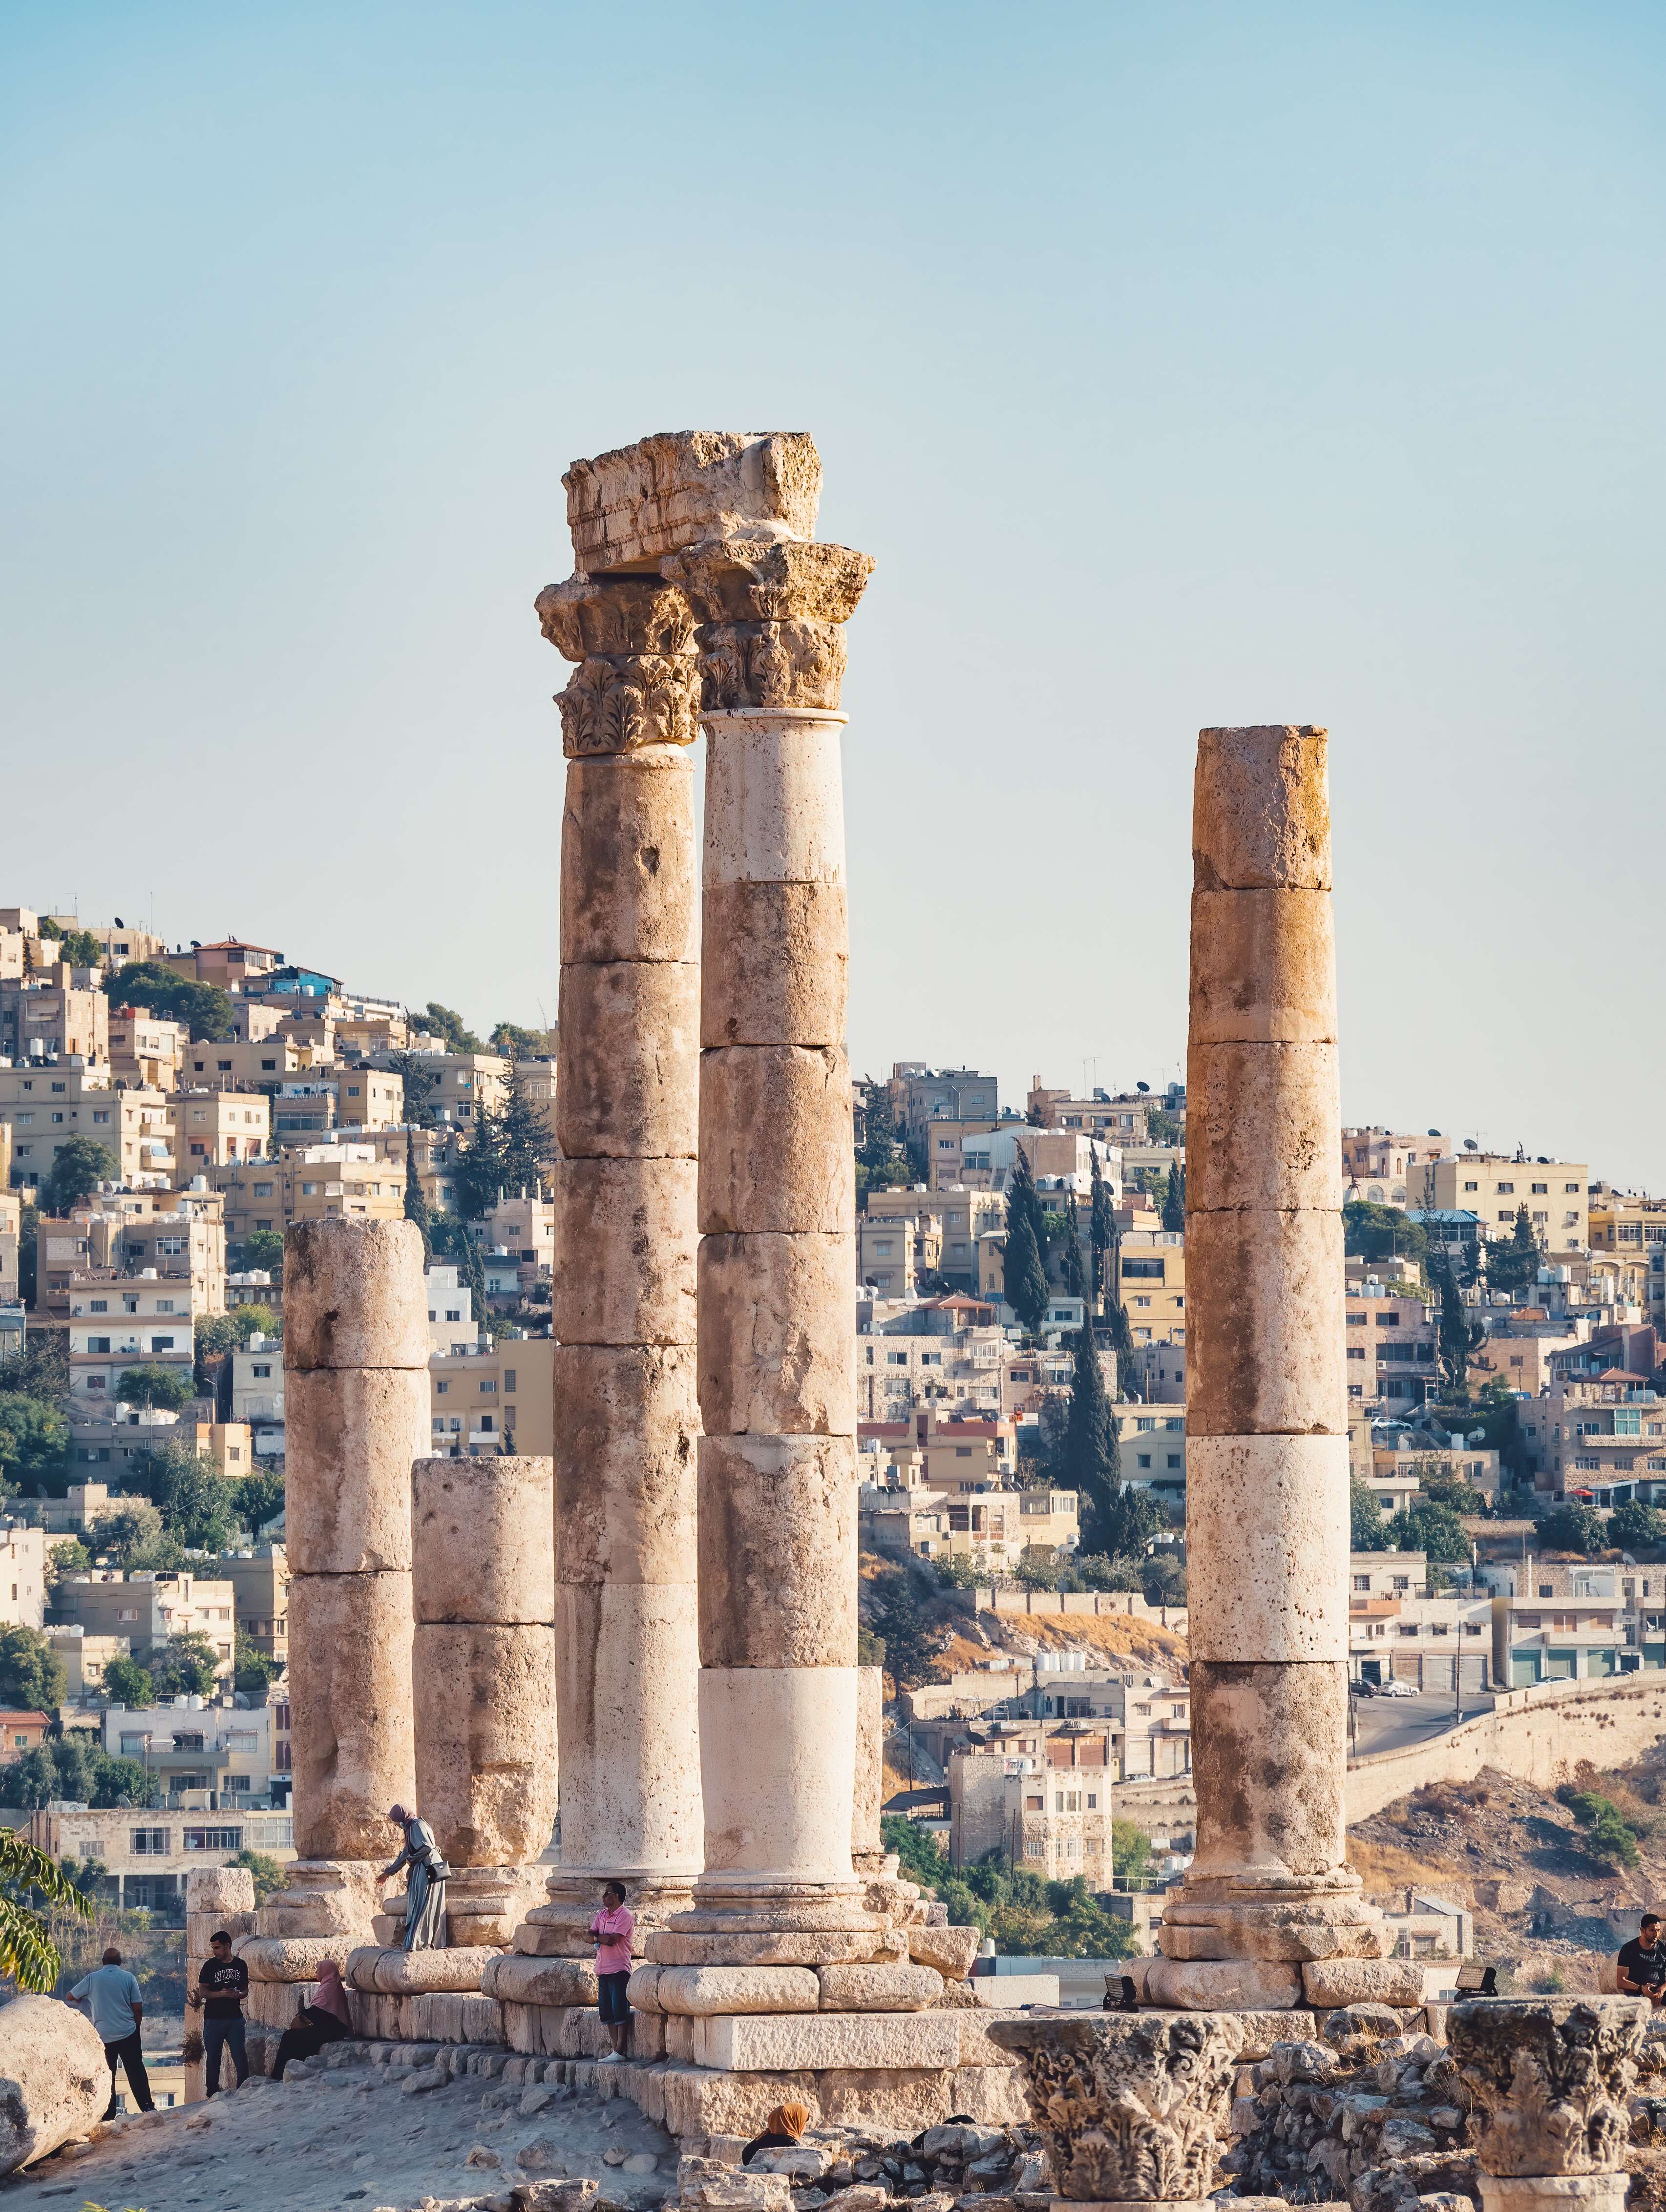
[5,3,1663,1185]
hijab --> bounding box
[313,1958,351,2024]
[764,2103,810,2142]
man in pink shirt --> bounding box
[591,1880,635,2060]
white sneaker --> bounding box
[597,2051,623,2065]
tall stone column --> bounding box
[243,1217,424,2051]
[513,549,706,1964]
[1152,725,1387,2009]
[671,528,875,1936]
[411,1455,557,1949]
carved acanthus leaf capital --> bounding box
[555,653,699,758]
[988,2011,1246,2202]
[536,575,695,665]
[1449,1998,1647,2176]
[697,621,848,713]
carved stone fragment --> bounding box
[986,2011,1246,2201]
[1448,1998,1647,2176]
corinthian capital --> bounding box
[534,575,699,757]
[661,538,874,713]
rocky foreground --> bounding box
[0,2039,1042,2212]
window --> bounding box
[252,1363,271,1378]
[479,1379,496,1395]
[1498,1182,1515,1195]
[1533,1182,1548,1194]
[1137,1453,1152,1468]
[1464,1180,1478,1192]
[1566,1183,1580,1194]
[131,1829,169,1856]
[88,1336,110,1354]
[504,1369,517,1392]
[436,1381,449,1396]
[184,1827,243,1852]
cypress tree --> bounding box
[454,1101,508,1223]
[1064,1320,1119,1545]
[1089,1147,1114,1305]
[1002,1148,1049,1335]
[460,1230,491,1338]
[498,1063,558,1197]
[1060,1199,1086,1299]
[403,1127,432,1258]
[1162,1162,1185,1233]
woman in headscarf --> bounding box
[378,1803,449,1952]
[742,2103,811,2166]
[271,1958,353,2079]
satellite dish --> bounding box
[1463,1139,1479,1151]
[114,916,124,927]
[1137,1082,1150,1093]
[1427,1128,1441,1137]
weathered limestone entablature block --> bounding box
[564,430,822,576]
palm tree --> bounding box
[0,1827,93,1990]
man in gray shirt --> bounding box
[68,1947,155,2118]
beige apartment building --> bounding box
[949,1722,1115,1879]
[1026,1078,1152,1143]
[168,1091,271,1175]
[0,1529,48,1630]
[858,1207,940,1298]
[219,1547,289,1668]
[108,1010,186,1091]
[53,1569,238,1678]
[270,1070,404,1139]
[212,1144,406,1239]
[865,1185,1004,1287]
[182,1036,317,1087]
[80,923,167,966]
[161,938,286,990]
[370,1048,508,1127]
[1346,1284,1438,1408]
[858,1409,1017,1490]
[1415,1154,1588,1251]
[1117,1230,1186,1346]
[0,1068,174,1191]
[0,1182,18,1308]
[0,972,109,1066]
[1589,1192,1666,1323]
[1342,1127,1445,1208]
[48,1625,132,1698]
[27,1798,295,1917]
[430,1336,554,1458]
[1121,1409,1187,1495]
[861,1482,1079,1569]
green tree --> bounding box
[387,1049,443,1129]
[1002,1149,1049,1335]
[1100,1480,1162,1564]
[129,1442,236,1548]
[232,1848,287,1905]
[238,1467,286,1541]
[0,1393,68,1493]
[1537,1501,1607,1557]
[866,1568,948,1696]
[404,1127,432,1256]
[1609,1499,1666,1554]
[1351,1475,1389,1551]
[115,1364,193,1412]
[41,1136,120,1215]
[1161,1163,1185,1233]
[94,1501,165,1565]
[1558,1786,1640,1871]
[498,1063,557,1195]
[42,923,105,968]
[1146,1105,1180,1145]
[1488,1204,1544,1296]
[0,1828,92,1991]
[458,1231,491,1334]
[44,1537,90,1590]
[1063,1322,1120,1549]
[148,1631,220,1699]
[422,1002,485,1054]
[1089,1147,1115,1302]
[1387,1499,1473,1564]
[104,961,235,1042]
[1343,1201,1428,1265]
[236,1228,286,1279]
[489,1021,544,1059]
[1430,1250,1481,1396]
[0,1626,67,1710]
[856,1081,910,1197]
[1111,1820,1153,1883]
[453,1103,508,1223]
[101,1655,154,1707]
[232,1633,280,1695]
[881,1814,947,1889]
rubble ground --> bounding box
[1347,1759,1666,1993]
[0,2041,1045,2212]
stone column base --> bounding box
[514,1873,696,1960]
[254,1858,380,1943]
[1160,1886,1387,1963]
[1479,2179,1630,2212]
[444,1865,547,1947]
[343,1944,503,1996]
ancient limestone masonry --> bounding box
[1449,1996,1647,2212]
[243,1216,426,2050]
[1153,725,1391,2013]
[400,1452,556,1963]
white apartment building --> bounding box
[0,1528,48,1630]
[67,1270,200,1402]
[425,1264,485,1357]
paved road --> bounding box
[1351,1686,1496,1760]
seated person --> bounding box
[1618,1913,1666,2007]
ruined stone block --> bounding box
[1189,886,1337,1045]
[283,1366,426,1574]
[412,1454,555,1626]
[552,1156,696,1348]
[283,1216,428,1370]
[1183,1206,1347,1439]
[412,1621,558,1868]
[696,1231,856,1437]
[699,1046,854,1235]
[1186,1435,1350,1665]
[698,1432,857,1668]
[561,751,699,966]
[1183,1041,1344,1214]
[556,959,699,1160]
[564,431,821,576]
[701,880,848,1048]
[1193,725,1331,892]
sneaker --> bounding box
[597,2051,623,2065]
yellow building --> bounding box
[429,1336,553,1457]
[0,1068,174,1191]
[1415,1154,1588,1252]
[108,1009,186,1091]
[0,970,109,1065]
[1118,1230,1186,1346]
[1588,1192,1666,1323]
[211,1145,407,1240]
[218,1546,289,1668]
[169,1090,272,1175]
[176,1421,255,1478]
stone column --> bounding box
[410,1454,557,1953]
[670,528,875,1936]
[1153,725,1388,2009]
[1450,1997,1646,2212]
[249,1218,423,1988]
[512,541,706,1966]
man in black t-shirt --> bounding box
[189,1930,251,2093]
[1617,1914,1666,2007]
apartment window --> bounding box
[1354,1575,1370,1591]
[479,1379,496,1395]
[1498,1182,1515,1195]
[252,1363,271,1379]
[92,1109,110,1125]
[1533,1182,1548,1194]
[88,1336,110,1354]
[1566,1183,1580,1194]
[1464,1180,1478,1191]
[436,1381,449,1396]
[432,1417,445,1433]
[150,1336,175,1353]
[130,1829,169,1856]
[504,1369,517,1392]
[1137,1453,1152,1468]
[184,1827,243,1852]
[1166,1453,1181,1469]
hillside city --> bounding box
[0,897,1664,2015]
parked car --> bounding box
[1349,1678,1379,1697]
[1379,1678,1414,1697]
